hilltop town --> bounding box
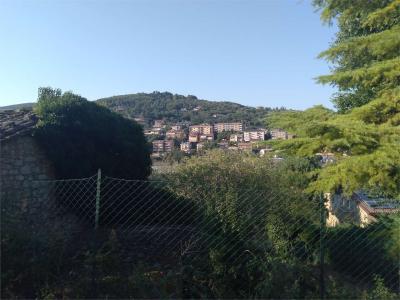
[145,119,294,157]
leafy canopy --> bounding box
[314,0,400,112]
[34,87,151,179]
[265,89,400,198]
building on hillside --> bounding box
[229,133,244,143]
[214,122,243,133]
[270,128,294,140]
[171,124,183,131]
[152,140,174,153]
[325,191,400,227]
[199,134,214,142]
[189,124,213,135]
[180,142,193,154]
[238,142,253,152]
[166,129,186,140]
[316,152,336,165]
[188,133,200,143]
[243,130,266,142]
[153,119,165,128]
[144,127,164,136]
[189,124,214,141]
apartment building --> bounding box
[270,128,294,140]
[189,124,213,135]
[188,133,200,143]
[189,124,214,141]
[166,129,186,140]
[145,127,164,136]
[214,122,243,133]
[152,140,174,153]
[243,130,266,142]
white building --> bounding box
[243,130,265,142]
[214,122,243,133]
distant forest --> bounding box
[1,92,286,127]
[97,91,285,127]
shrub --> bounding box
[34,87,151,179]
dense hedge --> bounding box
[34,87,151,179]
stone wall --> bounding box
[1,135,53,193]
[0,135,54,214]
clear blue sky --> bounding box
[0,0,337,109]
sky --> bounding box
[0,0,338,110]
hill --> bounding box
[97,91,283,127]
[0,103,35,111]
[1,92,284,127]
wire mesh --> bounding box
[2,171,399,299]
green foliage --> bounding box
[314,0,400,112]
[163,149,186,165]
[163,151,323,297]
[264,89,400,197]
[325,215,400,291]
[265,105,334,137]
[34,87,151,179]
[97,91,284,127]
[367,275,398,300]
[215,130,232,142]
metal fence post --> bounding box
[319,193,326,299]
[95,168,101,229]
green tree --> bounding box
[265,93,400,197]
[34,87,151,179]
[314,0,400,112]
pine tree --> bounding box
[314,0,400,112]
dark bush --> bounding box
[34,87,151,179]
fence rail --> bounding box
[2,169,399,299]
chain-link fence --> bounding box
[2,170,399,299]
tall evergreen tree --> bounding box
[314,0,400,112]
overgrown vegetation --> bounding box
[3,151,398,298]
[34,87,151,179]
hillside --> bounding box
[1,92,284,127]
[0,103,35,111]
[97,91,283,127]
